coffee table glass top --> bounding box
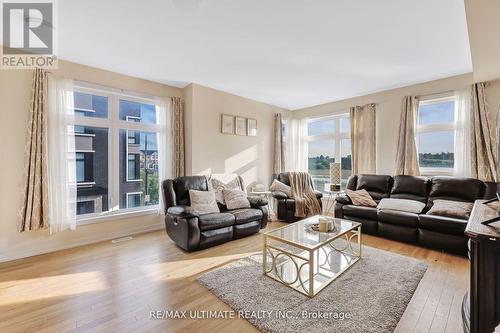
[265,215,361,250]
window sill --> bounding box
[77,207,161,226]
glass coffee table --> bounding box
[263,215,362,297]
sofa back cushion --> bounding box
[173,176,209,206]
[390,175,429,203]
[355,174,392,201]
[345,175,358,191]
[429,177,485,202]
[483,182,499,200]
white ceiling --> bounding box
[58,0,472,110]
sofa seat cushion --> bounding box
[377,209,419,227]
[342,205,377,220]
[198,212,235,231]
[418,214,467,236]
[230,208,263,225]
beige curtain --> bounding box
[19,69,49,232]
[273,113,285,174]
[171,97,185,177]
[394,96,420,175]
[470,82,497,181]
[350,104,376,175]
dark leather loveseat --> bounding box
[162,175,268,251]
[271,172,323,222]
[334,174,498,255]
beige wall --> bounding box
[293,73,488,175]
[0,61,183,262]
[185,84,289,189]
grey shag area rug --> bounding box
[198,245,427,333]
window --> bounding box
[307,114,352,192]
[73,85,162,219]
[126,192,143,208]
[416,96,456,174]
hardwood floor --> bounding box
[0,221,468,333]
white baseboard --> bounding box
[0,222,165,263]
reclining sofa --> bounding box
[162,175,268,251]
[271,172,323,222]
[334,174,498,255]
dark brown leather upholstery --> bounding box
[335,174,499,255]
[162,175,268,251]
[271,172,323,222]
[355,174,393,201]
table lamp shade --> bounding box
[330,163,341,190]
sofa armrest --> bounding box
[167,206,199,219]
[335,194,352,205]
[314,190,323,199]
[271,191,289,200]
[248,196,268,207]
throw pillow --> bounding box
[345,189,377,207]
[209,174,243,205]
[377,198,426,214]
[270,179,293,198]
[223,189,251,210]
[189,190,220,214]
[426,199,474,220]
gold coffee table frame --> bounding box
[263,216,362,297]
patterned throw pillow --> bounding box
[209,174,242,204]
[345,189,377,207]
[270,179,293,198]
[223,189,251,210]
[189,190,220,214]
[426,199,474,220]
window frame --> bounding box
[416,94,456,176]
[73,83,162,223]
[306,112,351,192]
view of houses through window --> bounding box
[73,88,160,217]
[307,114,352,192]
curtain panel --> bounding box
[284,118,308,172]
[47,76,77,233]
[273,113,285,174]
[350,104,376,175]
[394,96,420,176]
[19,69,50,232]
[470,82,497,181]
[454,88,472,177]
[171,97,185,178]
[157,100,172,212]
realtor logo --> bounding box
[1,0,57,69]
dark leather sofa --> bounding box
[334,174,498,255]
[271,172,323,222]
[162,175,268,251]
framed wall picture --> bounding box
[235,116,247,136]
[221,114,234,134]
[247,118,257,136]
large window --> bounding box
[73,85,162,219]
[416,95,456,174]
[307,114,352,192]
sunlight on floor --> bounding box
[140,252,258,281]
[0,271,109,305]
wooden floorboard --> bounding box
[0,221,468,333]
